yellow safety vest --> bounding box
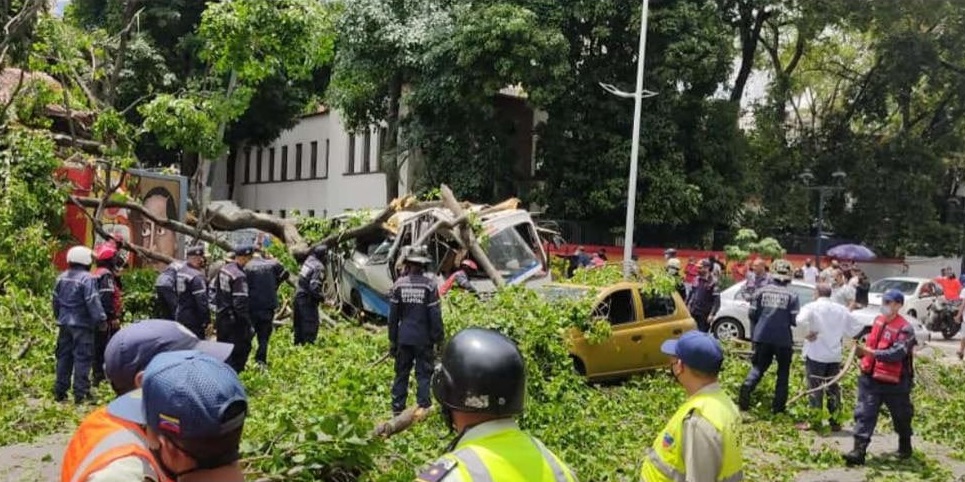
[427,422,577,482]
[640,389,743,482]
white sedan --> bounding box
[712,281,931,345]
[867,277,942,319]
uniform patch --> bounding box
[416,458,457,482]
[662,432,675,448]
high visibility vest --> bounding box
[435,425,577,481]
[859,314,911,384]
[61,407,168,482]
[640,389,743,482]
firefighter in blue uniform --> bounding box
[91,243,123,386]
[53,246,107,404]
[244,249,290,365]
[154,258,183,319]
[739,259,799,414]
[294,244,327,345]
[843,289,917,466]
[175,245,210,339]
[214,244,255,373]
[389,246,444,416]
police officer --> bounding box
[739,259,799,414]
[214,244,255,373]
[294,244,327,345]
[843,289,917,466]
[389,246,443,416]
[54,246,107,404]
[244,249,290,365]
[91,243,123,386]
[641,331,743,482]
[154,257,184,319]
[175,245,210,339]
[416,328,577,482]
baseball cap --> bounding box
[660,331,724,374]
[108,350,247,438]
[105,320,234,395]
[186,245,205,257]
[233,244,255,257]
[882,289,905,305]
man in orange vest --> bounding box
[61,320,233,482]
[842,289,917,466]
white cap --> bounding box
[667,258,681,269]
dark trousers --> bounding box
[54,326,94,402]
[92,323,118,384]
[391,345,433,413]
[805,357,841,421]
[293,297,319,345]
[693,312,710,332]
[154,288,175,320]
[853,375,914,442]
[742,342,793,413]
[178,318,206,340]
[216,314,253,373]
[252,310,274,364]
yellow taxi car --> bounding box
[538,282,696,380]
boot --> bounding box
[738,385,752,412]
[842,438,869,466]
[895,436,913,459]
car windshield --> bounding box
[485,225,542,280]
[869,279,918,295]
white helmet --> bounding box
[66,245,93,266]
[667,258,682,269]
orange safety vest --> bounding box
[859,314,911,384]
[61,407,168,482]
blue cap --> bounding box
[882,289,905,304]
[186,245,205,257]
[233,244,255,257]
[660,331,724,374]
[108,350,248,439]
[104,320,233,395]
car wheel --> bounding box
[712,318,745,341]
[571,356,586,376]
[941,324,959,340]
[908,309,917,319]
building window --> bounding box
[266,209,273,215]
[268,147,275,182]
[362,129,371,173]
[243,148,251,184]
[281,145,289,181]
[347,134,356,174]
[324,139,330,178]
[295,143,303,180]
[280,209,287,219]
[307,209,316,217]
[255,148,263,183]
[310,141,318,178]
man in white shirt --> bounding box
[797,283,865,431]
[802,259,819,284]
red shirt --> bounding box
[684,263,698,284]
[935,277,962,301]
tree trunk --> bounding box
[440,185,506,288]
[730,6,769,104]
[381,73,404,202]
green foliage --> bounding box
[119,269,158,322]
[724,228,786,262]
[139,93,229,159]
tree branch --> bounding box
[105,3,145,106]
[68,195,174,264]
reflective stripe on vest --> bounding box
[448,427,576,482]
[62,408,166,482]
[640,389,743,482]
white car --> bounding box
[867,277,942,320]
[712,281,931,345]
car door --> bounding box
[638,290,690,368]
[575,287,646,377]
[914,281,939,318]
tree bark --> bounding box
[730,6,769,104]
[440,185,506,288]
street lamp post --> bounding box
[800,169,846,268]
[599,0,658,279]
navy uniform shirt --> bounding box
[295,255,325,302]
[687,275,720,317]
[175,264,210,325]
[215,262,251,325]
[53,268,106,329]
[388,272,444,347]
[749,283,800,347]
[244,257,289,312]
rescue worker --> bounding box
[389,246,444,416]
[739,259,799,414]
[416,328,577,482]
[294,244,327,345]
[641,331,743,482]
[244,249,290,365]
[843,289,917,466]
[686,260,719,333]
[214,244,255,373]
[154,258,184,320]
[666,258,686,300]
[61,320,232,482]
[91,243,123,386]
[54,246,107,404]
[107,350,249,482]
[174,245,210,339]
[439,259,478,297]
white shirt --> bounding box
[797,297,864,363]
[831,284,855,307]
[802,266,819,284]
[86,455,158,482]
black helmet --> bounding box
[311,244,328,258]
[432,328,525,421]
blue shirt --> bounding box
[749,284,800,347]
[244,257,288,312]
[53,268,106,329]
[388,273,443,347]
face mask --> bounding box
[879,304,894,316]
[805,263,811,267]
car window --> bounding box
[789,285,815,304]
[641,291,676,318]
[592,289,636,325]
[869,279,918,295]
